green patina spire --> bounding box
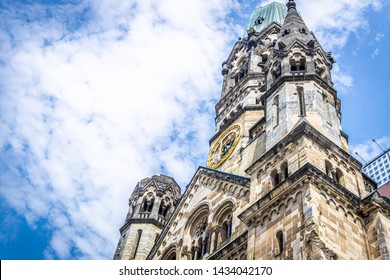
[244,1,287,37]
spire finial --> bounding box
[287,0,296,10]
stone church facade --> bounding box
[114,1,390,260]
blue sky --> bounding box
[0,0,389,260]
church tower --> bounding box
[115,1,390,260]
[233,0,389,260]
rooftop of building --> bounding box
[378,181,390,198]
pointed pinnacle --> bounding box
[287,0,296,10]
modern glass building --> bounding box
[362,147,390,187]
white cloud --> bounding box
[0,0,386,259]
[0,0,236,259]
[296,0,383,49]
[375,32,385,42]
[297,0,384,91]
[371,48,380,58]
[351,137,390,164]
[331,64,354,92]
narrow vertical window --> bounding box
[271,170,281,187]
[273,96,279,127]
[335,169,345,186]
[275,230,284,256]
[325,161,333,178]
[132,229,142,260]
[322,94,333,126]
[281,162,289,180]
[298,88,306,116]
[142,196,154,213]
[222,214,233,240]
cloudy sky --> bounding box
[0,0,389,259]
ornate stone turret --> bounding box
[276,0,315,57]
[113,175,181,260]
[262,0,342,150]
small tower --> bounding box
[114,175,181,260]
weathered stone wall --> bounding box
[265,81,342,151]
[246,190,305,260]
[310,184,369,259]
[365,210,390,260]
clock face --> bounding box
[207,125,241,169]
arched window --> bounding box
[191,217,209,260]
[166,251,176,260]
[142,196,154,212]
[222,214,233,240]
[325,160,333,178]
[185,204,211,260]
[131,229,142,260]
[290,56,306,72]
[162,246,177,260]
[315,59,327,80]
[335,169,345,186]
[212,202,234,252]
[158,200,171,217]
[271,169,281,187]
[235,60,248,85]
[163,204,170,217]
[281,162,289,181]
[275,230,284,256]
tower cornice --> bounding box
[245,121,360,175]
[261,74,337,103]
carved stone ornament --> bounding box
[304,218,338,260]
